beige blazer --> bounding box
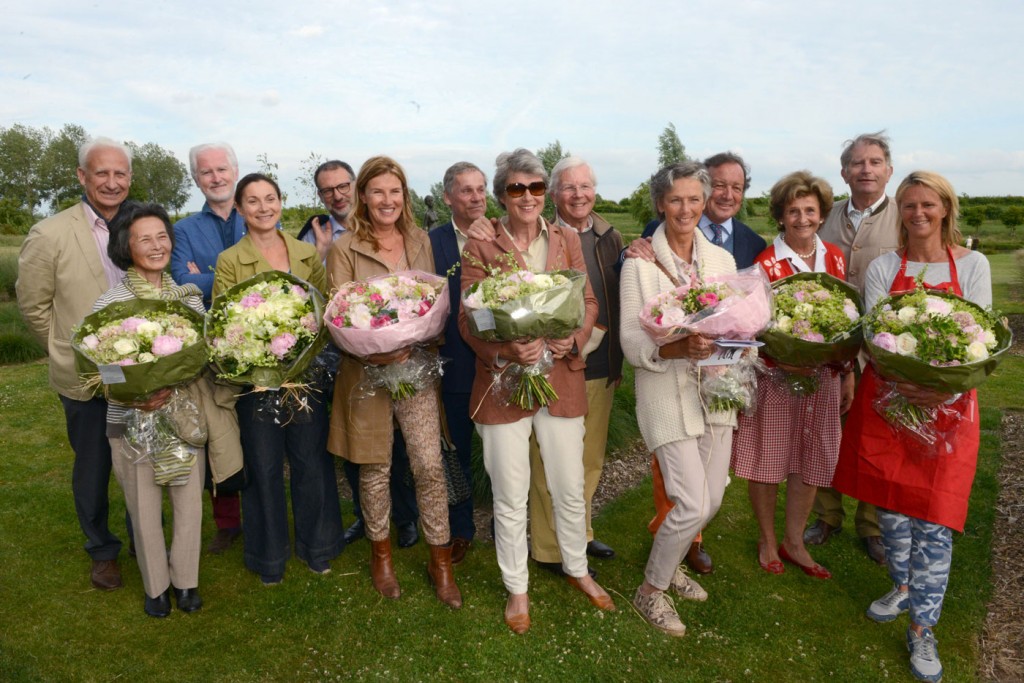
[17,203,117,400]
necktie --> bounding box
[710,223,724,246]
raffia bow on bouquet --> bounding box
[462,264,587,411]
[205,271,327,422]
[324,270,449,401]
[864,286,1011,453]
[758,272,863,395]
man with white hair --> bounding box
[18,136,133,590]
[530,156,624,571]
[171,142,247,553]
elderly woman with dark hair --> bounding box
[731,171,852,579]
[98,201,206,617]
[458,148,611,634]
[619,161,738,637]
[214,173,344,587]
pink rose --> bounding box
[269,333,297,359]
[82,334,100,350]
[872,332,897,352]
[151,335,183,356]
[119,317,146,333]
[240,292,265,309]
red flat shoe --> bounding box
[778,544,831,579]
[757,542,785,574]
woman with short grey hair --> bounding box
[492,148,549,207]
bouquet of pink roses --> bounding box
[864,287,1011,450]
[324,270,449,400]
[73,299,207,402]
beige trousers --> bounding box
[360,389,450,546]
[479,409,587,594]
[644,427,732,591]
[110,437,204,598]
[529,378,613,562]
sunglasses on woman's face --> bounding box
[505,181,547,198]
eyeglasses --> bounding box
[505,181,547,198]
[318,181,352,199]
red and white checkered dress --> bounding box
[730,238,847,487]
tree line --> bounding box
[0,123,190,234]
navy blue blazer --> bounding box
[640,217,766,269]
[429,222,476,393]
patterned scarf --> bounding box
[124,267,203,302]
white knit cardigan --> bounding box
[619,225,739,452]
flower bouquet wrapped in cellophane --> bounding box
[205,272,326,418]
[865,286,1012,452]
[462,263,586,410]
[121,387,207,486]
[73,299,207,403]
[325,270,448,401]
[759,272,863,394]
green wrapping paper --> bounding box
[72,299,207,403]
[463,269,587,342]
[204,271,327,389]
[758,271,864,367]
[865,289,1012,392]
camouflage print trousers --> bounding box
[360,389,450,546]
[878,509,953,628]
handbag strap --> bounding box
[436,386,455,449]
[653,258,682,288]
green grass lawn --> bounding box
[0,357,1012,682]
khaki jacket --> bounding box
[458,220,598,425]
[325,227,436,463]
[819,197,900,294]
[212,231,326,298]
[17,203,116,400]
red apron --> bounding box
[831,248,980,531]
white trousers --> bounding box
[478,408,587,594]
[645,427,732,590]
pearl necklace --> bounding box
[785,235,816,259]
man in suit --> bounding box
[170,142,247,554]
[806,131,900,565]
[529,157,623,573]
[17,136,133,590]
[428,161,487,563]
[627,151,767,574]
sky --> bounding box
[3,0,1024,213]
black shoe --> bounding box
[397,522,420,549]
[173,586,203,613]
[535,560,597,579]
[207,527,242,555]
[144,589,171,618]
[343,518,366,545]
[586,539,616,560]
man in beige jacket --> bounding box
[17,137,133,590]
[808,131,901,565]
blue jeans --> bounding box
[237,390,344,577]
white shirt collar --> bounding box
[772,233,826,274]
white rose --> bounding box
[983,329,997,349]
[897,306,918,324]
[463,290,483,309]
[349,303,372,330]
[894,332,918,356]
[793,303,814,319]
[966,341,989,362]
[113,338,139,356]
[136,321,162,338]
[137,352,156,364]
[532,273,554,289]
[776,315,793,333]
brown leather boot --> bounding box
[370,539,401,599]
[427,543,463,609]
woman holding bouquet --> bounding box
[458,148,608,633]
[619,161,738,636]
[326,156,461,608]
[213,173,344,586]
[731,171,853,579]
[99,201,206,617]
[833,172,991,683]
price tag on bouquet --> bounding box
[97,364,128,384]
[698,339,762,367]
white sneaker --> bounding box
[669,566,708,602]
[633,587,686,637]
[866,586,909,623]
[907,627,943,682]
